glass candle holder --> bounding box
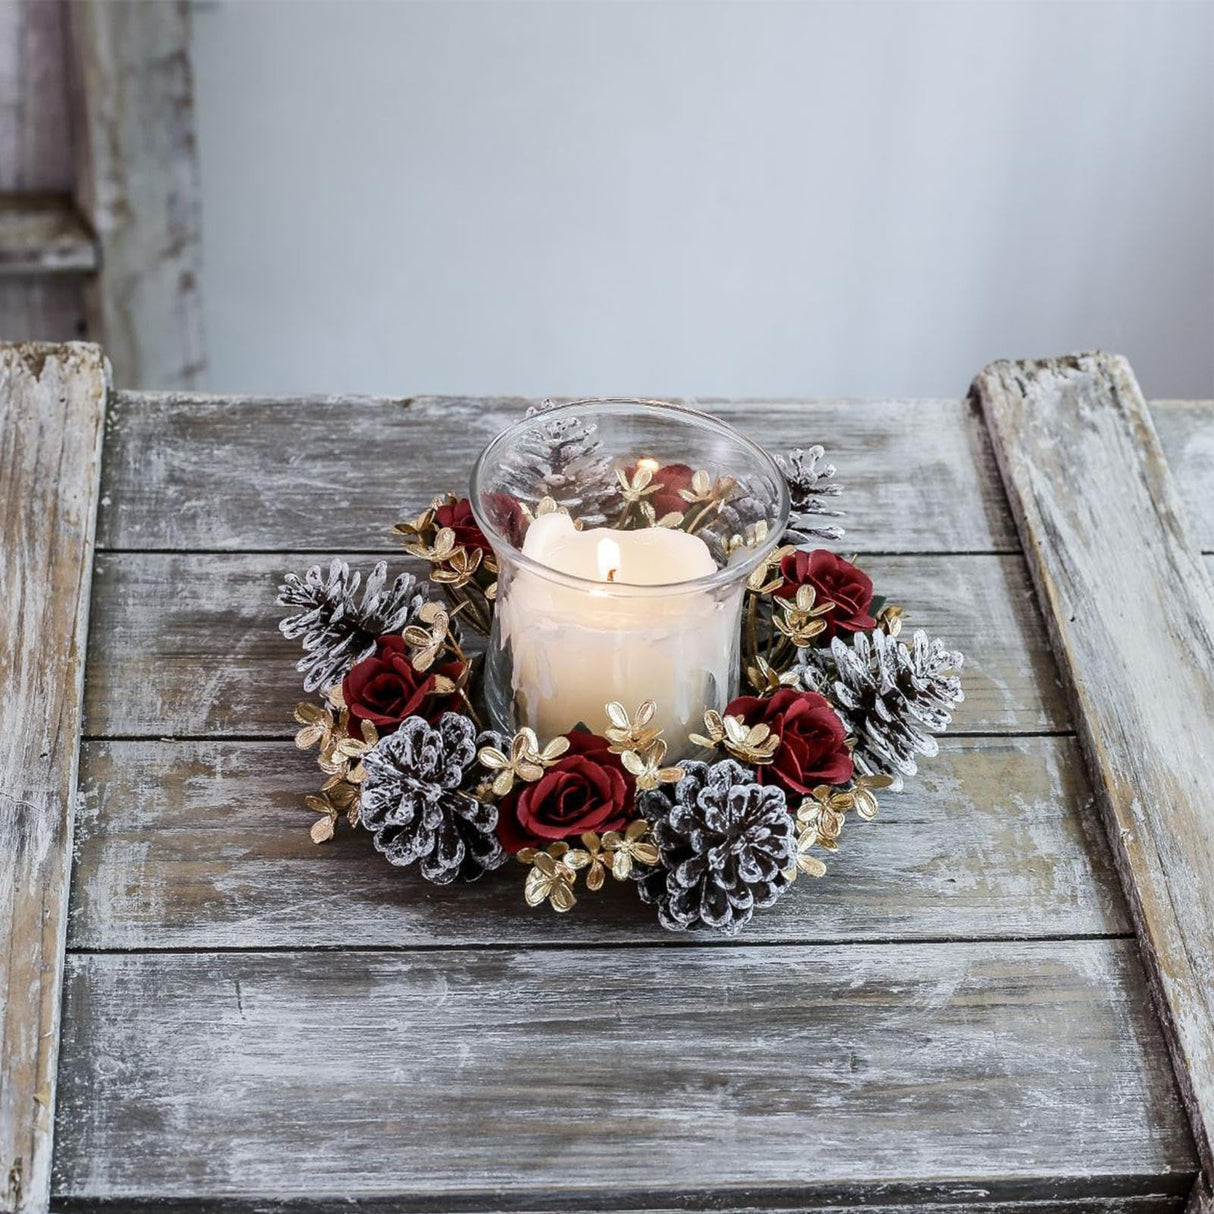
[470,398,789,754]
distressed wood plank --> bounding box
[1152,402,1214,553]
[68,735,1127,950]
[0,195,96,275]
[51,940,1195,1209]
[66,0,205,389]
[0,276,86,344]
[0,343,106,1214]
[0,0,74,193]
[973,352,1214,1178]
[95,394,1019,552]
[81,552,1063,737]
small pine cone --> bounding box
[358,714,506,883]
[278,559,428,693]
[497,401,620,525]
[635,759,795,937]
[798,629,964,791]
[776,446,845,542]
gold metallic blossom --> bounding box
[774,584,835,647]
[679,469,736,508]
[305,781,360,844]
[746,543,796,594]
[615,465,662,505]
[428,544,483,590]
[318,717,378,784]
[597,820,660,879]
[784,827,828,881]
[620,739,685,792]
[293,699,340,752]
[877,603,904,638]
[402,600,451,672]
[604,699,662,755]
[689,710,781,765]
[478,728,571,797]
[517,842,586,912]
[745,655,802,695]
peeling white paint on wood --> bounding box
[68,735,1128,951]
[0,342,106,1214]
[80,551,1063,737]
[974,352,1214,1182]
[50,941,1194,1208]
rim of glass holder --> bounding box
[469,397,791,598]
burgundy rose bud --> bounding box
[775,549,876,643]
[726,688,853,798]
[626,462,695,520]
[341,634,464,730]
[495,731,634,853]
[433,497,493,555]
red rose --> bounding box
[726,688,853,798]
[775,549,875,643]
[434,497,492,555]
[496,731,634,853]
[342,635,463,729]
[483,492,526,548]
[627,462,695,519]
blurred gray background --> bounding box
[190,0,1213,399]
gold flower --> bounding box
[518,842,586,912]
[305,781,361,843]
[428,544,482,589]
[402,600,451,671]
[689,710,781,765]
[478,728,570,797]
[604,699,663,754]
[599,820,661,879]
[877,603,904,638]
[774,584,835,647]
[620,739,685,792]
[319,717,378,784]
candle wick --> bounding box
[606,568,617,583]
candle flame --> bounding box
[597,536,622,584]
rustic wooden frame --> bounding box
[974,352,1214,1213]
[0,343,107,1214]
[66,0,205,388]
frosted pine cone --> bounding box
[358,714,506,883]
[277,559,428,693]
[776,446,845,542]
[798,628,964,790]
[496,401,620,525]
[635,759,795,937]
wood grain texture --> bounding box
[1152,402,1214,553]
[81,551,1063,737]
[68,734,1127,950]
[66,0,205,390]
[94,393,1019,552]
[50,940,1195,1210]
[0,343,106,1214]
[0,195,96,275]
[0,0,73,193]
[0,276,86,344]
[973,352,1214,1178]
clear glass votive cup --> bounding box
[469,398,789,754]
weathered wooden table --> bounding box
[3,344,1213,1213]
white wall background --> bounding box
[191,0,1214,400]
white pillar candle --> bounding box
[495,512,742,749]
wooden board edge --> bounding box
[0,342,108,1214]
[971,350,1214,1177]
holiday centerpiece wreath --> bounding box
[277,399,964,936]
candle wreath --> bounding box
[277,408,965,936]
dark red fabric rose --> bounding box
[775,549,876,643]
[434,497,492,554]
[342,635,463,730]
[483,492,525,548]
[496,731,634,853]
[627,462,695,519]
[726,688,853,798]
